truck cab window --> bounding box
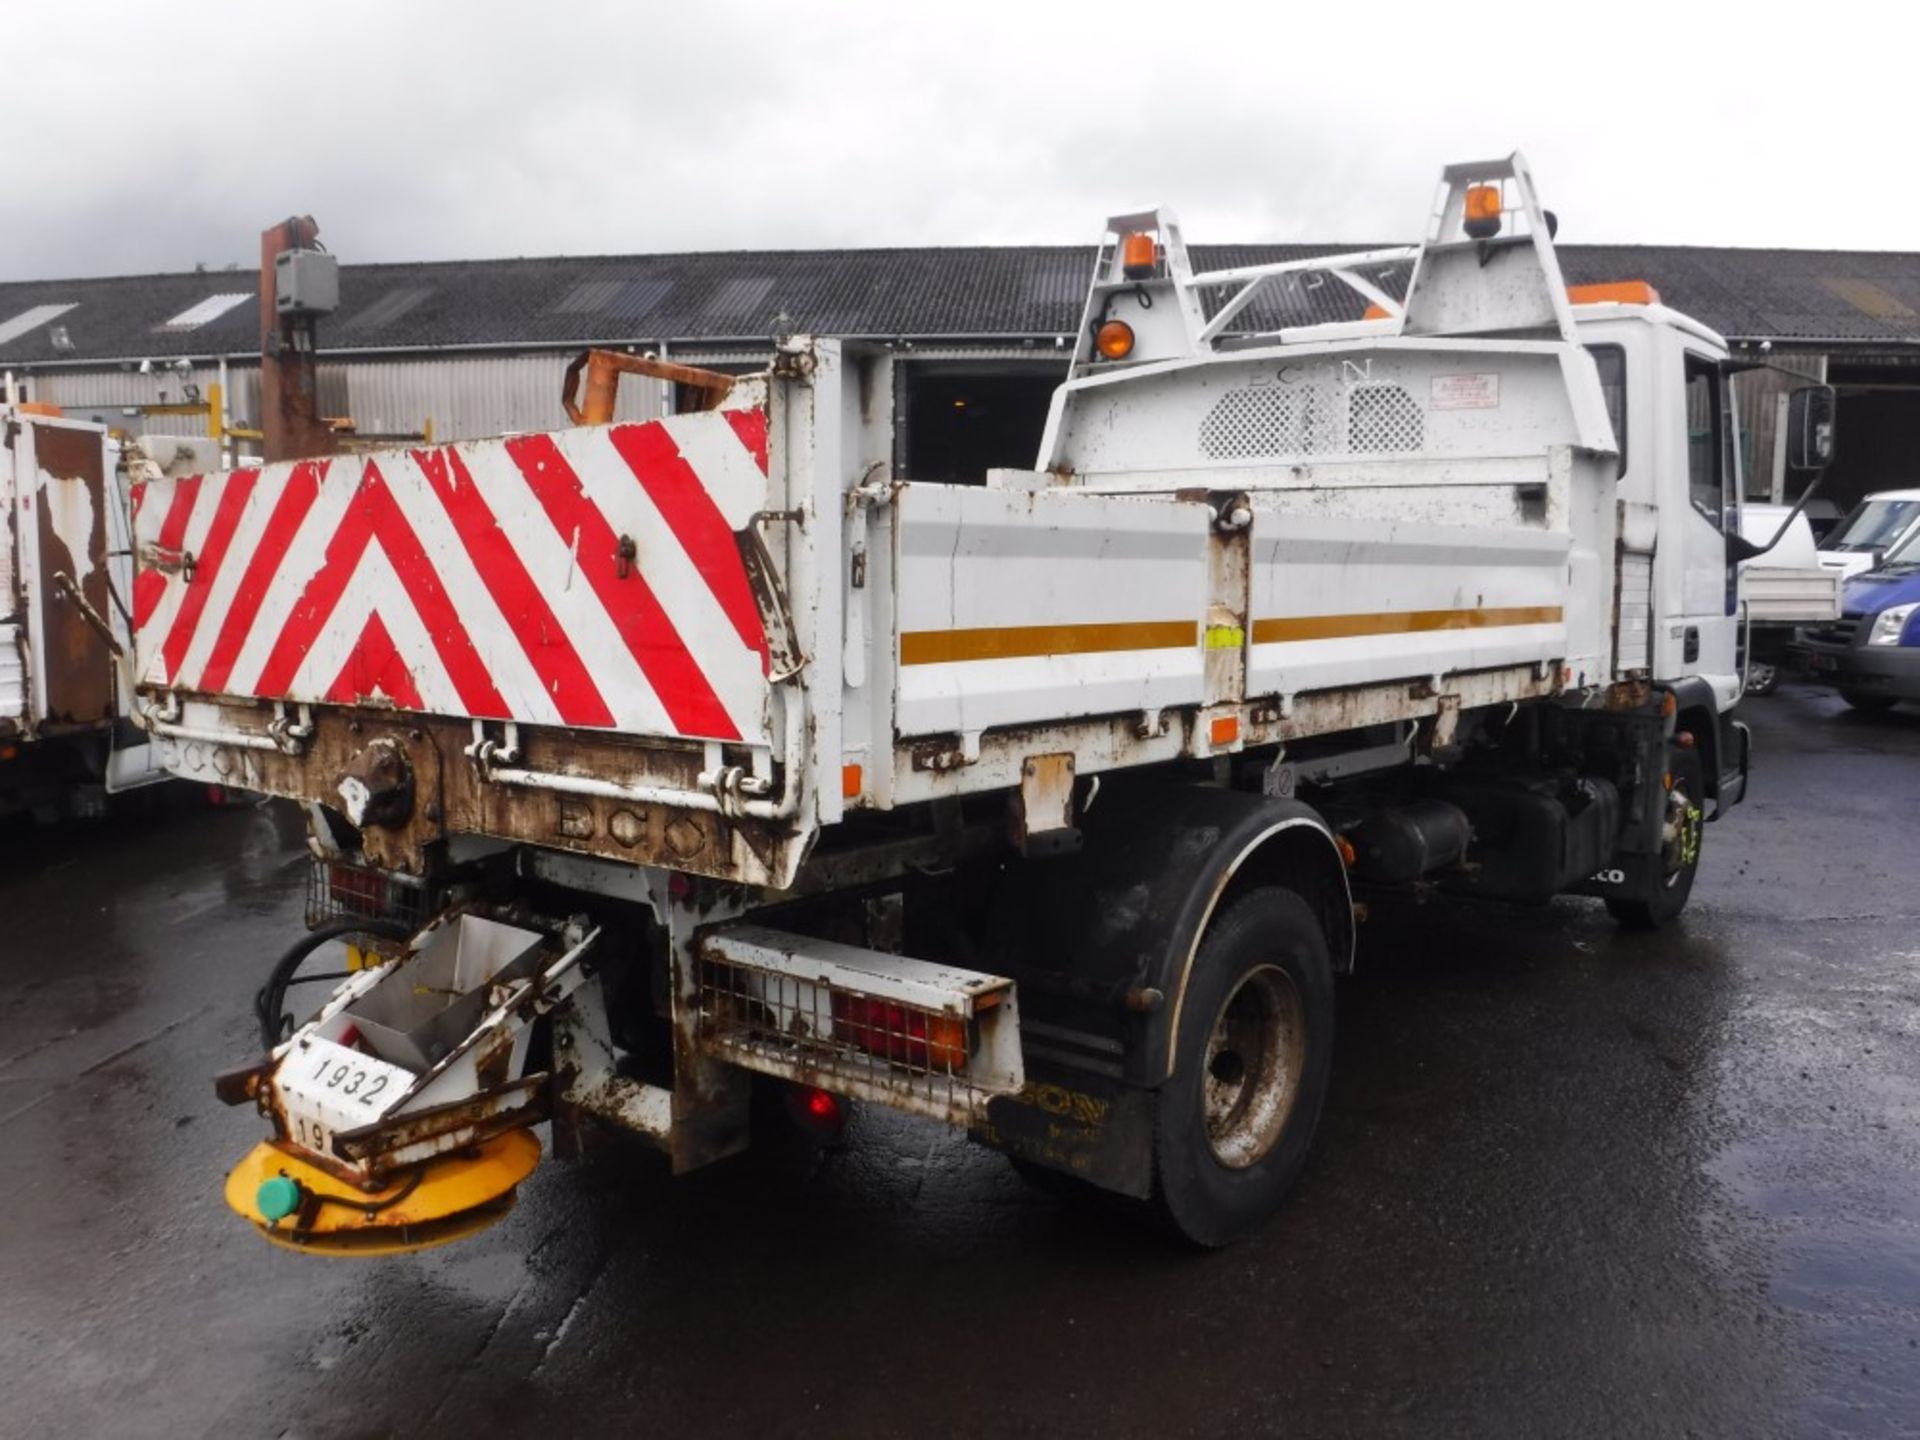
[1683,353,1728,531]
[1584,344,1626,476]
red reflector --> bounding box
[786,1084,847,1137]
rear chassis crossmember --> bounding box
[223,893,1027,1223]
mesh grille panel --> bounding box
[1199,381,1424,459]
[1348,384,1424,453]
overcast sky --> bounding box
[6,1,1913,281]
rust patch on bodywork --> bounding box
[153,700,802,885]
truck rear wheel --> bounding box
[1150,887,1335,1247]
[1606,747,1705,930]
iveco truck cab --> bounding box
[1566,288,1748,722]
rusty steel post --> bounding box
[560,348,735,426]
[260,216,336,463]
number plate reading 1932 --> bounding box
[274,1033,416,1159]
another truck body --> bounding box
[1,406,163,819]
[142,156,1829,1251]
[1737,504,1842,694]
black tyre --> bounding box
[1840,689,1898,713]
[1742,662,1778,697]
[1607,746,1705,930]
[1149,887,1336,1247]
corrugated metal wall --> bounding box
[326,353,663,441]
[30,365,230,437]
[25,351,664,448]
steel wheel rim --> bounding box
[1662,783,1704,891]
[1202,964,1306,1169]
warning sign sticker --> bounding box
[1430,372,1501,410]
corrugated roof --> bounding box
[4,242,1920,365]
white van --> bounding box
[1821,488,1920,578]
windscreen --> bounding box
[1827,497,1920,552]
[1878,523,1920,570]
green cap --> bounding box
[256,1175,304,1226]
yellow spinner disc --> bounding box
[224,1129,541,1257]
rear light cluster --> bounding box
[304,857,431,932]
[830,994,971,1074]
[328,862,394,916]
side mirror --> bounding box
[1786,384,1836,472]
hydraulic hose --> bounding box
[256,917,414,1054]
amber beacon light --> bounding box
[1121,231,1159,278]
[1463,184,1504,239]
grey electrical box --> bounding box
[275,248,339,316]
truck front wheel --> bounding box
[1150,887,1335,1247]
[1606,747,1705,930]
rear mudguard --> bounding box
[976,783,1349,1195]
[985,782,1350,1086]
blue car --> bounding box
[1797,530,1920,710]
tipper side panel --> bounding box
[132,407,775,745]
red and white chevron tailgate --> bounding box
[131,409,774,744]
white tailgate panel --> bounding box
[893,485,1210,738]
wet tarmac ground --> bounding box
[1,683,1915,1439]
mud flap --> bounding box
[971,1058,1155,1200]
[1716,719,1751,814]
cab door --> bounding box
[1664,349,1741,696]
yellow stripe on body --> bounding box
[897,607,1559,667]
[899,620,1198,666]
[1251,605,1563,644]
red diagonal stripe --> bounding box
[253,460,509,718]
[723,408,769,475]
[195,460,325,694]
[160,469,259,682]
[414,447,615,728]
[132,475,202,631]
[505,433,738,740]
[325,613,423,711]
[606,422,769,672]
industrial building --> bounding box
[2,240,1917,510]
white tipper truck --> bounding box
[129,154,1834,1251]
